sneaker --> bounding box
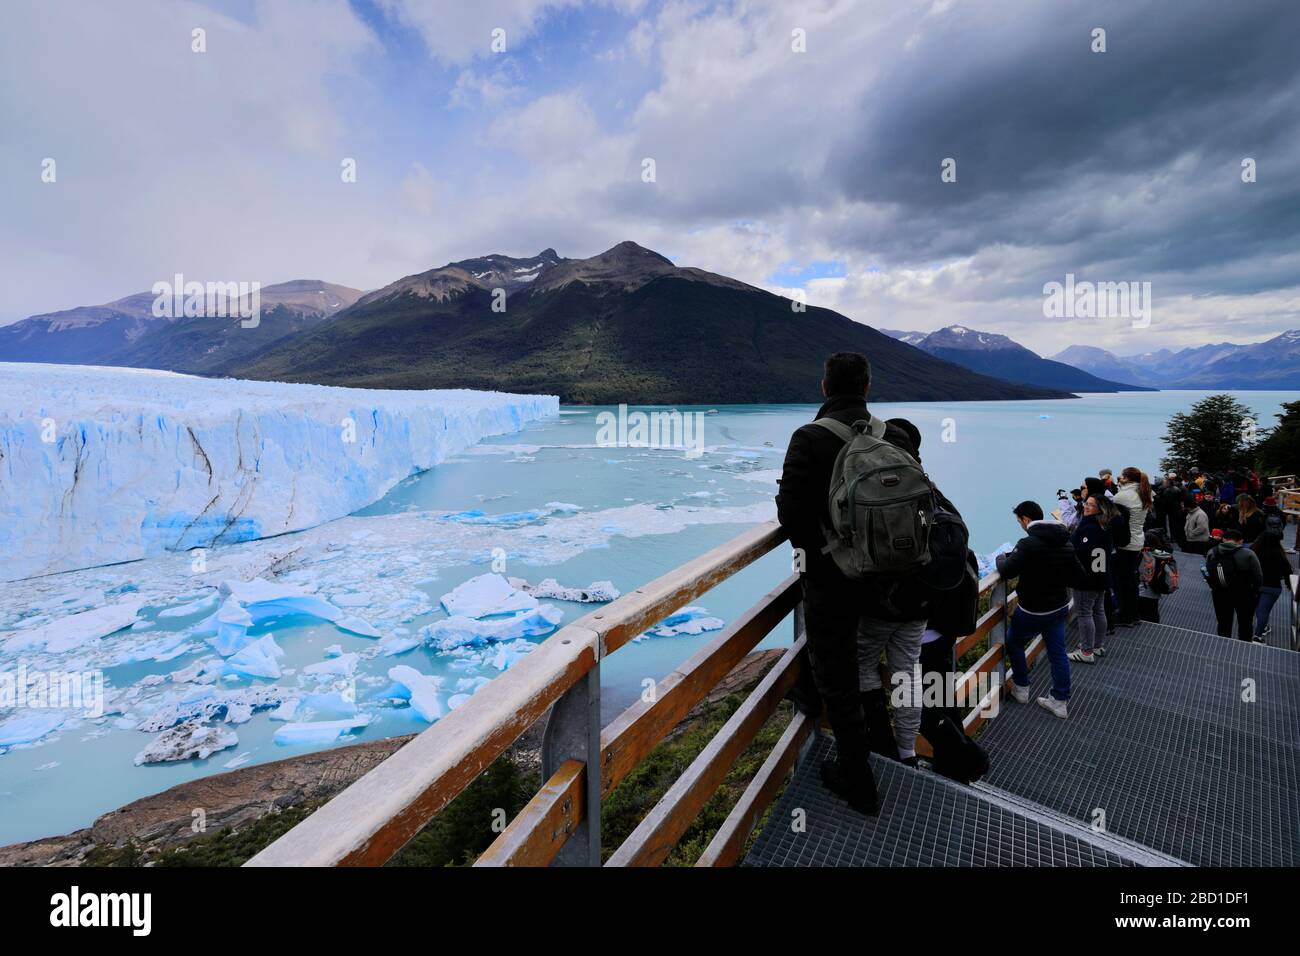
[1068,649,1096,664]
[1009,683,1031,704]
[1093,646,1107,658]
[1037,695,1068,719]
[820,759,882,816]
[1260,625,1272,637]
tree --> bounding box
[1253,400,1300,478]
[1160,394,1262,474]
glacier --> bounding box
[0,363,558,582]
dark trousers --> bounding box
[1113,548,1141,622]
[1137,595,1160,623]
[1211,589,1259,641]
[801,574,870,767]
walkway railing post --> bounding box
[540,662,602,866]
[990,575,1008,684]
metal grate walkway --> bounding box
[745,527,1300,867]
[745,735,1139,867]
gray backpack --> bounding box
[812,417,936,580]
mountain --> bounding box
[883,325,1149,392]
[0,280,363,372]
[225,242,1069,404]
[1053,333,1300,389]
[1050,345,1156,387]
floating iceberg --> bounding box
[225,634,286,680]
[134,719,239,765]
[638,606,725,640]
[303,652,360,680]
[273,715,371,746]
[0,710,68,747]
[195,578,381,655]
[509,577,620,603]
[0,363,558,581]
[1,600,142,654]
[977,543,1015,579]
[421,604,564,651]
[387,665,444,722]
[440,573,537,618]
[134,684,287,732]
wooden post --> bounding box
[540,665,602,866]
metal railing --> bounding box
[246,522,1026,867]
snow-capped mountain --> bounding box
[0,280,363,372]
[883,325,1149,392]
[1053,332,1300,388]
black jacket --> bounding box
[775,394,926,619]
[996,520,1085,613]
[1070,514,1113,591]
[775,394,919,578]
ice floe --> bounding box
[134,719,239,765]
[273,715,371,746]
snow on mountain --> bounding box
[0,364,558,581]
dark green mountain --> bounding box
[225,242,1070,404]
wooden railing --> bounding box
[246,522,1026,867]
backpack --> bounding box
[1153,554,1179,594]
[812,417,937,580]
[1204,546,1238,593]
[1266,511,1284,536]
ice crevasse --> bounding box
[0,364,559,581]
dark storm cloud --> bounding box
[823,0,1300,286]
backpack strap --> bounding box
[810,415,886,444]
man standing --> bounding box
[996,501,1086,719]
[1206,528,1263,641]
[775,352,928,815]
[1184,498,1211,555]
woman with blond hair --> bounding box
[1237,494,1265,544]
[1112,467,1152,627]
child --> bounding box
[1137,529,1178,622]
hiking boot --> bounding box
[1036,695,1068,719]
[1068,648,1096,664]
[1009,683,1031,704]
[820,759,882,816]
[860,689,901,761]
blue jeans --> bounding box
[1255,586,1283,636]
[1006,605,1071,701]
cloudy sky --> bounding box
[3,0,1298,356]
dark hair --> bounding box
[824,352,871,396]
[886,417,921,454]
[1222,527,1244,542]
[1013,500,1043,522]
[1252,529,1286,566]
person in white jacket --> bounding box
[1111,467,1152,626]
[1184,498,1211,555]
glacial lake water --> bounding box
[0,390,1293,846]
